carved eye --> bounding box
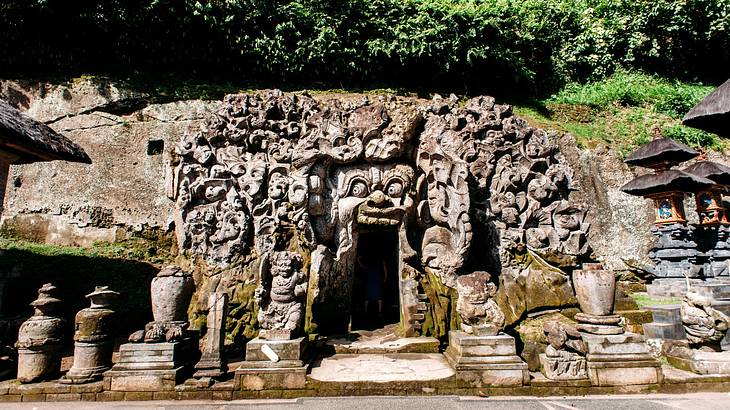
[348,180,369,198]
[386,181,404,198]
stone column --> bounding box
[194,292,228,379]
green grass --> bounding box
[631,293,682,309]
[512,71,724,153]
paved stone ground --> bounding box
[2,393,730,409]
[309,353,455,382]
[326,324,440,354]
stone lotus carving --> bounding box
[681,290,730,348]
[256,251,308,340]
[540,321,587,380]
[455,271,505,336]
[172,91,591,335]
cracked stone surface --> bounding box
[326,325,440,354]
[308,353,455,382]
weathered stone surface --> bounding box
[245,337,306,365]
[63,286,118,384]
[667,344,730,374]
[307,353,454,383]
[444,331,528,387]
[16,283,64,383]
[194,291,228,378]
[581,331,662,386]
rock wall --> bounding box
[0,78,660,268]
[0,79,221,246]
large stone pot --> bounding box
[572,263,615,316]
[151,266,194,322]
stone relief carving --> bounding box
[256,251,308,340]
[540,321,587,380]
[455,271,504,336]
[681,290,730,348]
[172,91,591,335]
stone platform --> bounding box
[582,332,663,386]
[234,337,309,391]
[103,340,195,392]
[308,353,454,382]
[444,331,529,387]
[667,346,730,375]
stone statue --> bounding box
[540,321,587,380]
[16,283,64,383]
[681,290,730,349]
[256,251,308,340]
[455,271,505,336]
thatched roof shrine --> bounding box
[0,99,91,164]
[683,79,730,137]
[621,169,714,197]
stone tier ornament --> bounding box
[572,263,623,335]
[16,283,65,383]
[62,286,119,384]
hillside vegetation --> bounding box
[1,1,728,94]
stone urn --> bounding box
[572,263,616,316]
[151,266,194,323]
[16,283,65,383]
[63,286,119,383]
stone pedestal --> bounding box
[643,304,686,340]
[581,332,662,386]
[104,339,195,391]
[234,337,308,390]
[444,331,528,387]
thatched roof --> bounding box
[624,137,698,169]
[683,160,730,186]
[621,169,714,197]
[0,99,91,164]
[683,79,730,137]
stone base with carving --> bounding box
[234,337,309,390]
[539,352,587,380]
[103,339,195,391]
[444,331,528,387]
[581,332,662,386]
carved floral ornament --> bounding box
[171,91,591,333]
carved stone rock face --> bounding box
[334,163,415,228]
[172,91,593,337]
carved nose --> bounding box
[367,191,386,207]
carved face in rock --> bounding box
[237,153,268,200]
[334,163,415,227]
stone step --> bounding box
[647,304,682,324]
[327,335,440,354]
[694,283,730,300]
[643,322,686,340]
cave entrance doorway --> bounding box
[351,229,400,331]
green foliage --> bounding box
[1,1,727,93]
[512,71,724,153]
